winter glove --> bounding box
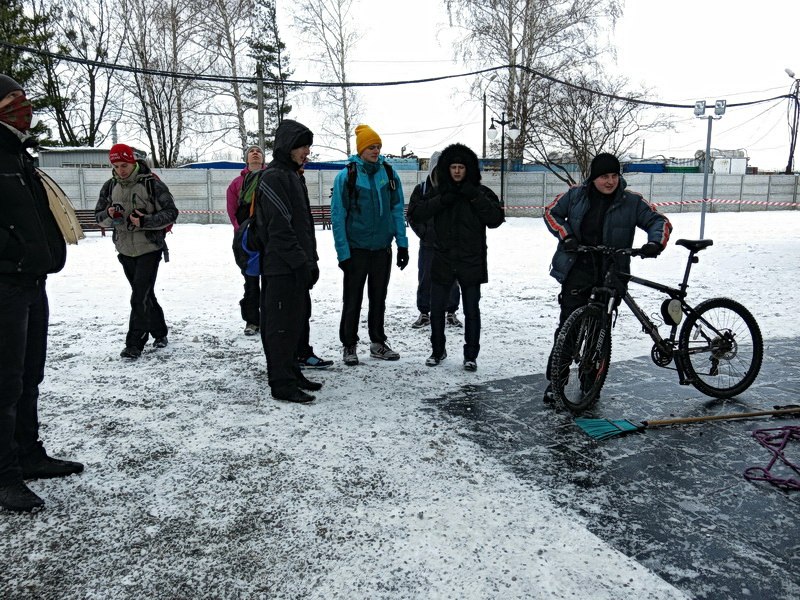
[563,236,579,253]
[459,181,480,200]
[338,259,351,273]
[396,247,409,270]
[309,263,320,288]
[440,192,458,206]
[640,241,662,258]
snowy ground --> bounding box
[1,210,798,599]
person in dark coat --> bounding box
[542,152,672,402]
[407,142,504,371]
[95,143,179,359]
[250,119,322,403]
[0,74,83,513]
[408,150,461,329]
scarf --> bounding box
[0,95,33,132]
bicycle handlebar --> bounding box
[575,245,644,258]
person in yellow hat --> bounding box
[330,124,409,365]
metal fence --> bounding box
[43,167,800,224]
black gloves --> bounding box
[640,241,662,258]
[459,182,479,200]
[309,263,320,288]
[440,192,458,206]
[396,247,409,270]
[563,236,579,252]
[338,258,351,272]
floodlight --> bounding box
[714,100,727,116]
[694,101,706,116]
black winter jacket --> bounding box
[252,119,318,277]
[408,143,504,286]
[0,125,66,283]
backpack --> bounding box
[106,171,174,235]
[232,174,263,276]
[236,169,264,226]
[343,161,396,213]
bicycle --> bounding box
[550,239,764,415]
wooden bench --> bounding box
[74,209,108,236]
[310,205,331,229]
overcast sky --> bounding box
[276,0,799,171]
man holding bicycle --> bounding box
[542,152,672,402]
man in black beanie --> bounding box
[0,75,84,512]
[541,151,673,403]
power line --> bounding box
[1,40,792,111]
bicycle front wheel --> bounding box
[679,297,763,398]
[552,304,612,415]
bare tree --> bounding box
[292,0,361,156]
[119,0,212,167]
[24,0,124,146]
[528,73,674,183]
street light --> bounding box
[785,67,799,174]
[482,73,498,159]
[695,98,726,239]
[487,112,520,206]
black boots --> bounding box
[271,388,316,404]
[0,480,45,513]
[20,451,84,480]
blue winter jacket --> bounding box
[330,154,408,262]
[543,176,672,283]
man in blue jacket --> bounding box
[542,152,672,402]
[0,74,83,512]
[330,124,409,366]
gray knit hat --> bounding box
[0,74,24,100]
[244,144,264,160]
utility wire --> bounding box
[1,40,793,111]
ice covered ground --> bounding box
[1,210,797,599]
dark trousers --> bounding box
[431,281,481,360]
[339,248,392,347]
[262,274,306,392]
[118,251,167,349]
[0,280,48,482]
[417,245,460,314]
[296,289,313,360]
[240,274,260,325]
[546,263,596,380]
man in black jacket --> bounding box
[251,120,322,403]
[0,74,83,513]
[407,143,504,371]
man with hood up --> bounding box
[407,142,504,371]
[250,119,322,404]
[408,151,462,329]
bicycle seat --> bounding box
[675,239,714,252]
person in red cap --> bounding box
[0,74,84,513]
[94,143,179,359]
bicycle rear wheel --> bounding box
[551,304,612,415]
[679,297,763,398]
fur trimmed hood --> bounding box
[436,143,481,191]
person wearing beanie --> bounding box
[407,142,504,372]
[249,119,327,403]
[330,124,409,366]
[0,75,83,513]
[226,143,266,336]
[408,151,462,329]
[94,143,179,360]
[542,151,673,402]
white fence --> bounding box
[42,167,800,224]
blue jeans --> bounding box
[430,281,481,360]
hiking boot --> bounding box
[297,375,323,392]
[412,313,430,328]
[20,450,84,480]
[153,336,168,348]
[271,388,315,404]
[543,383,556,405]
[425,350,447,366]
[446,312,463,327]
[0,480,45,513]
[463,359,477,372]
[244,323,259,336]
[370,342,400,361]
[343,345,359,366]
[120,346,142,359]
[297,353,333,369]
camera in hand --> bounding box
[111,204,125,225]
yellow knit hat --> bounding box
[355,124,382,155]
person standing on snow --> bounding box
[330,124,409,366]
[95,143,179,359]
[0,74,83,513]
[249,119,323,404]
[407,143,504,371]
[226,144,266,336]
[408,150,462,330]
[542,152,672,403]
